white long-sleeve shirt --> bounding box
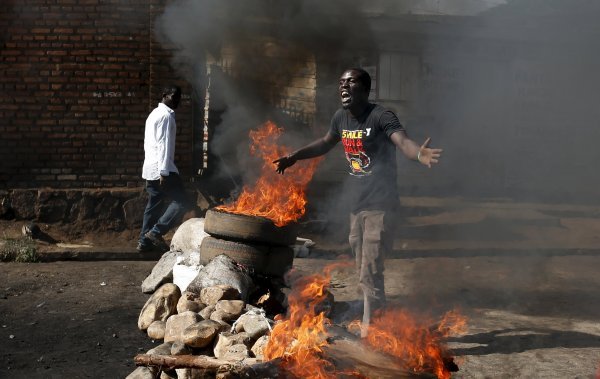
[142,103,178,180]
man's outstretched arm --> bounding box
[274,131,339,174]
[390,130,442,168]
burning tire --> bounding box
[204,208,299,246]
[200,236,294,277]
[200,236,267,269]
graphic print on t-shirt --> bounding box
[341,129,371,176]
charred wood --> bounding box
[215,358,284,378]
[134,354,234,371]
[135,354,286,378]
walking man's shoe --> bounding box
[136,242,156,253]
[144,231,170,252]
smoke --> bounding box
[378,0,600,328]
[156,0,600,254]
[153,5,600,359]
[318,0,600,243]
[397,0,600,203]
[155,0,376,191]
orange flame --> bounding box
[217,120,321,227]
[362,308,467,379]
[264,262,361,379]
[264,262,466,379]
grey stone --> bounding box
[171,341,192,355]
[177,291,206,314]
[86,191,120,223]
[67,190,124,229]
[36,191,68,223]
[182,319,223,348]
[213,332,252,359]
[141,251,179,294]
[126,366,156,379]
[164,311,202,343]
[199,304,215,320]
[69,195,91,223]
[138,283,181,331]
[187,255,254,302]
[251,335,269,359]
[235,313,271,339]
[214,300,245,321]
[147,341,173,355]
[147,320,166,340]
[170,218,209,254]
[10,190,37,220]
[199,285,240,306]
[222,343,250,361]
[177,368,214,379]
[209,309,230,324]
[123,196,146,228]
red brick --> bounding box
[1,1,195,190]
[47,50,68,56]
[53,28,74,34]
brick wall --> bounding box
[0,0,194,189]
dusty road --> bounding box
[0,261,156,378]
[301,253,600,379]
[1,250,599,378]
[2,198,600,378]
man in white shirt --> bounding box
[137,85,188,252]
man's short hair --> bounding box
[161,84,181,98]
[347,68,371,93]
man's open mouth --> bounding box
[341,90,351,104]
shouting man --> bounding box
[137,85,188,253]
[274,68,442,336]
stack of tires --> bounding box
[201,209,298,277]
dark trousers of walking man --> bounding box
[138,173,187,252]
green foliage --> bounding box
[0,236,39,263]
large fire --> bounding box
[264,263,467,379]
[217,120,321,227]
[360,308,466,379]
[264,262,363,379]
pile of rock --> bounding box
[139,217,312,297]
[129,276,275,378]
[127,218,289,378]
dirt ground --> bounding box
[1,198,600,378]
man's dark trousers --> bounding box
[139,172,187,247]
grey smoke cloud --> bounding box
[156,1,600,250]
[155,0,376,188]
[402,0,600,202]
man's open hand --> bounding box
[418,138,443,168]
[273,155,297,174]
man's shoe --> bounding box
[144,232,170,252]
[136,242,156,253]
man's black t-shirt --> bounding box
[329,103,405,212]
